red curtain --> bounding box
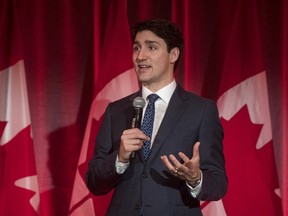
[1,0,287,215]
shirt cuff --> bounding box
[186,171,203,198]
[115,155,130,174]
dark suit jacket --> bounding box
[86,84,227,216]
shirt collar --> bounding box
[141,80,177,104]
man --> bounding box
[86,19,227,216]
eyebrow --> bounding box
[133,40,160,45]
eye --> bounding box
[148,44,157,51]
[133,45,140,52]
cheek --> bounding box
[156,57,170,69]
[132,54,136,63]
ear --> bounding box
[169,47,180,64]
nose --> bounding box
[135,48,147,61]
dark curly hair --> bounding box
[132,19,184,70]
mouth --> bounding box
[137,64,151,71]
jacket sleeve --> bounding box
[85,104,123,195]
[197,101,228,201]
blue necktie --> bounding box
[141,94,159,160]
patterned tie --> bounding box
[141,94,159,160]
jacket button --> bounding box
[142,172,149,178]
[135,203,141,210]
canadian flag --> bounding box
[69,1,138,215]
[0,61,40,216]
[201,1,282,215]
[0,1,40,215]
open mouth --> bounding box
[138,64,151,70]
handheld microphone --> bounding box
[131,96,145,159]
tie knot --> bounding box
[147,94,159,104]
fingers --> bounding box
[177,141,200,164]
[121,128,149,147]
[122,128,150,140]
[168,154,183,169]
[161,155,175,171]
[121,128,150,152]
[161,141,201,179]
[178,152,190,163]
[119,128,149,161]
[161,154,187,176]
[192,141,200,159]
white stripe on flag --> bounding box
[0,60,31,145]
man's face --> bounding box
[132,30,177,90]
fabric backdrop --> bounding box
[0,0,287,215]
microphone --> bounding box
[131,96,145,159]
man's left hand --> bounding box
[161,141,201,187]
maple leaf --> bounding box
[69,68,137,216]
[221,105,282,216]
[0,126,38,215]
[0,121,7,139]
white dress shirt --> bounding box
[141,80,177,146]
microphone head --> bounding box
[133,96,145,108]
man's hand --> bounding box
[161,142,201,186]
[118,128,149,162]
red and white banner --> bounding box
[202,1,282,215]
[0,61,40,216]
[69,1,138,215]
[0,1,40,215]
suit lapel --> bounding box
[146,85,189,164]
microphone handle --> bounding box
[130,108,142,159]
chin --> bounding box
[137,74,149,82]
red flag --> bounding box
[0,1,40,215]
[273,0,288,214]
[69,1,138,215]
[202,1,282,215]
